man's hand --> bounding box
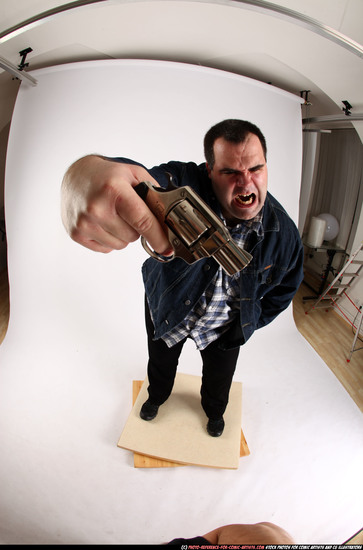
[203,522,295,545]
[61,155,172,255]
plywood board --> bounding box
[131,380,250,468]
[118,373,247,469]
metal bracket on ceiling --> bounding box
[342,100,353,116]
[0,55,37,86]
[300,90,312,106]
[302,113,363,124]
[18,47,33,71]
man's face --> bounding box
[206,133,268,224]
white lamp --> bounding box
[317,213,340,241]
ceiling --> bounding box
[0,0,363,136]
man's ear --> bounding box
[206,163,212,178]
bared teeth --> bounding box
[236,193,254,205]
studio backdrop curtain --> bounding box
[305,128,363,250]
[298,130,321,235]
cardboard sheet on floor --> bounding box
[130,381,249,468]
[117,373,246,469]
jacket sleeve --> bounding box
[257,235,304,329]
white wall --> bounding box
[4,60,304,336]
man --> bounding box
[61,119,303,437]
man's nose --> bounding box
[236,171,251,185]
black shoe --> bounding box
[140,399,160,421]
[207,417,225,437]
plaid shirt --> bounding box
[162,211,264,350]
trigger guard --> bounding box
[140,236,175,263]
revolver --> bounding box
[133,176,252,276]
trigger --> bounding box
[133,181,149,200]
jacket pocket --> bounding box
[258,264,274,285]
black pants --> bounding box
[145,298,240,419]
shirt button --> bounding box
[204,264,211,271]
[185,300,191,306]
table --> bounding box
[302,240,346,301]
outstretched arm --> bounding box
[61,155,172,255]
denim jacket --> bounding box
[113,158,304,350]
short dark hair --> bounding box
[203,119,267,169]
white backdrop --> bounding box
[0,60,362,545]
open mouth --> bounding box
[235,193,256,206]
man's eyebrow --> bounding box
[249,163,266,172]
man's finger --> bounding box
[115,185,171,255]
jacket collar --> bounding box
[262,193,280,233]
